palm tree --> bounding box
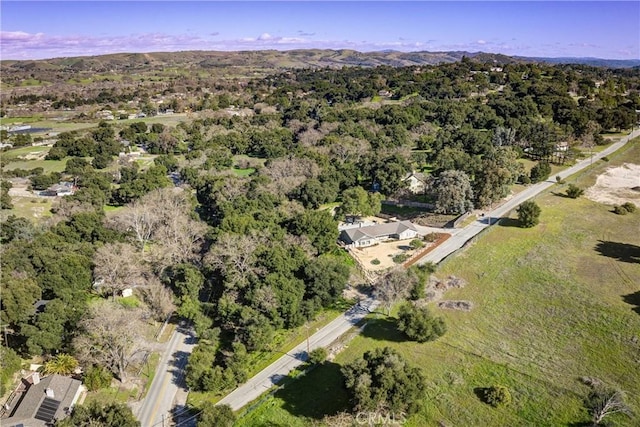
[42,353,79,376]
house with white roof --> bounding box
[339,220,419,248]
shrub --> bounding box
[308,347,328,365]
[392,253,409,264]
[613,205,629,215]
[397,303,447,342]
[371,258,381,265]
[517,200,541,228]
[424,232,439,243]
[555,175,565,184]
[483,385,512,407]
[518,173,531,184]
[621,202,636,213]
[566,184,584,199]
[83,365,113,391]
[409,239,424,249]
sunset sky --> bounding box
[1,1,638,60]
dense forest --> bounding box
[1,56,639,399]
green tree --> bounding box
[482,385,512,407]
[566,184,584,199]
[303,256,350,307]
[308,347,328,364]
[342,346,425,415]
[83,365,113,391]
[397,302,447,343]
[289,210,338,255]
[57,401,140,427]
[0,347,21,396]
[197,404,236,427]
[1,180,13,209]
[434,169,474,214]
[529,161,551,183]
[337,186,382,219]
[517,200,541,228]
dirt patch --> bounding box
[585,163,640,207]
[423,275,467,303]
[438,300,474,311]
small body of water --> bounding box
[8,127,53,134]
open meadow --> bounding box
[236,141,640,427]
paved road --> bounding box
[216,298,378,411]
[199,131,639,414]
[418,129,640,265]
[136,325,196,427]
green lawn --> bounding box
[236,141,640,426]
[232,167,255,177]
[1,145,51,160]
[1,197,53,222]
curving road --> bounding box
[130,131,638,419]
[214,130,638,412]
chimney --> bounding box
[45,388,55,398]
[32,372,40,385]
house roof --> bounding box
[5,374,83,427]
[342,220,418,242]
[403,172,427,182]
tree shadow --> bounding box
[551,191,570,198]
[622,291,640,315]
[497,218,521,228]
[168,350,190,387]
[360,317,407,342]
[473,387,490,405]
[595,240,640,264]
[277,361,350,420]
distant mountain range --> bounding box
[1,50,638,75]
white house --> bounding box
[339,220,419,248]
[402,172,428,194]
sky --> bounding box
[1,1,639,60]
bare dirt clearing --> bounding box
[585,163,640,207]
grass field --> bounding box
[236,141,640,426]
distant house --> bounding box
[339,220,419,248]
[402,172,428,194]
[41,182,75,197]
[3,373,84,427]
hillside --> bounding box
[3,49,637,77]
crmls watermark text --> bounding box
[355,411,407,425]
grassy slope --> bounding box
[237,142,640,426]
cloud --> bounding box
[1,30,636,60]
[297,30,315,37]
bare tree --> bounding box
[588,388,632,426]
[109,187,207,268]
[204,233,265,288]
[74,301,147,382]
[138,276,175,322]
[374,269,416,315]
[149,210,207,270]
[93,242,147,299]
[109,199,159,252]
